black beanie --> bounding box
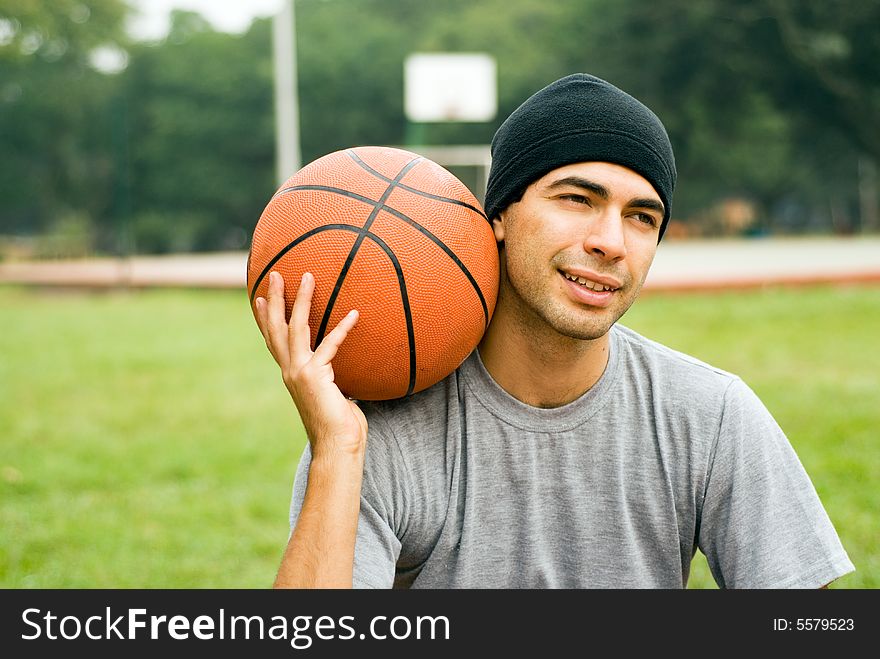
[484,73,676,240]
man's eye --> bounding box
[559,194,590,205]
[634,213,658,226]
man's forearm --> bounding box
[273,449,365,588]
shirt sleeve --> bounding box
[698,378,855,588]
[288,412,405,589]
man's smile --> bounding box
[558,269,619,307]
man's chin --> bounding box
[547,312,618,342]
[551,298,636,341]
[558,325,614,342]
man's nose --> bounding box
[582,208,626,262]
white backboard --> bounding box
[404,53,497,122]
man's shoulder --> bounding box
[359,365,460,441]
[612,323,740,396]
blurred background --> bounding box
[2,0,879,256]
[1,0,877,588]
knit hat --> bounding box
[484,73,676,240]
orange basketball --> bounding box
[247,146,499,401]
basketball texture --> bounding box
[247,146,499,401]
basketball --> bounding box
[247,146,499,401]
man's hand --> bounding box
[254,270,368,588]
[255,270,368,459]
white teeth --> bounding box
[563,272,614,291]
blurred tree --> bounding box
[122,12,275,252]
[764,0,880,159]
[294,0,433,161]
[0,0,127,60]
[0,0,128,245]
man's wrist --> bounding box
[309,442,366,470]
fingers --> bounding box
[265,271,291,365]
[254,297,271,351]
[289,272,315,359]
[258,271,358,373]
[313,309,359,365]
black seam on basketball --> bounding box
[378,205,490,328]
[358,231,417,397]
[346,150,488,221]
[273,184,377,208]
[315,156,423,366]
[249,224,361,303]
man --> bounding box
[256,74,854,588]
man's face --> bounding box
[493,161,663,341]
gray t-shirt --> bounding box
[289,324,854,588]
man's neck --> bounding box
[477,311,611,408]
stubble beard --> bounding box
[501,254,644,343]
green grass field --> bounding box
[1,284,877,588]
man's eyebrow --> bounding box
[629,198,665,214]
[545,176,609,200]
[545,176,665,214]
